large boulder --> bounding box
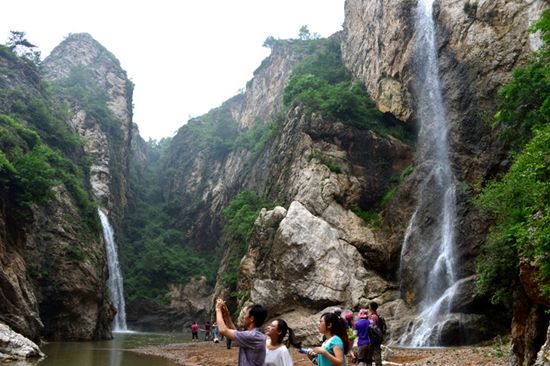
[0,323,44,361]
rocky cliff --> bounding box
[341,0,548,360]
[160,40,323,252]
[154,0,550,359]
[156,35,414,339]
[0,32,133,348]
[42,33,133,224]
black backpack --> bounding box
[368,315,387,345]
[378,315,387,336]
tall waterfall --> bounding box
[98,208,128,331]
[397,0,458,346]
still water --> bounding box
[29,332,191,366]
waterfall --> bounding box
[98,208,128,332]
[397,0,458,346]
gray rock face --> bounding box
[251,201,371,309]
[239,202,397,345]
[231,42,304,129]
[43,33,133,219]
[342,0,545,125]
[342,0,548,348]
[535,325,550,366]
[0,40,117,342]
[0,323,44,361]
[0,211,42,340]
[25,186,114,340]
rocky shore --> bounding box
[132,340,512,366]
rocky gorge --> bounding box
[0,0,549,365]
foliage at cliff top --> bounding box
[282,37,408,140]
[476,10,550,306]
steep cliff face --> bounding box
[161,41,315,252]
[342,0,548,354]
[0,39,120,343]
[231,44,305,129]
[24,187,115,340]
[42,33,133,223]
[157,36,414,336]
[342,0,545,182]
[230,105,412,344]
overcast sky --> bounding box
[2,0,345,140]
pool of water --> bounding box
[20,332,191,366]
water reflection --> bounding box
[27,332,189,366]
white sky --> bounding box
[2,1,345,140]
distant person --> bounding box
[204,320,212,341]
[345,312,357,362]
[191,321,199,342]
[333,307,349,330]
[265,318,301,366]
[354,308,372,366]
[368,302,382,366]
[212,321,220,342]
[215,298,267,366]
[310,312,349,366]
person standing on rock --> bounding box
[265,318,301,366]
[215,298,268,366]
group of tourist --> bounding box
[211,298,385,366]
[190,320,220,342]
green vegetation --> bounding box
[493,46,550,151]
[310,150,344,174]
[352,164,413,227]
[231,113,284,158]
[463,2,478,18]
[282,37,408,140]
[186,107,239,158]
[0,109,97,227]
[220,191,276,295]
[52,66,125,142]
[475,10,550,306]
[51,65,129,217]
[5,31,41,64]
[121,138,216,304]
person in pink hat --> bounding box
[353,308,372,366]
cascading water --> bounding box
[397,0,458,346]
[98,208,128,331]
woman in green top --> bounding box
[312,312,349,366]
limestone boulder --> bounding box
[0,323,44,361]
[249,201,393,314]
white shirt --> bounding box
[264,344,293,366]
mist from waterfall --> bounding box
[98,208,128,332]
[397,0,458,346]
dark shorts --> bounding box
[358,344,373,362]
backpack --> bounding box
[368,315,387,345]
[378,315,387,336]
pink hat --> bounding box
[345,313,353,320]
[358,308,368,319]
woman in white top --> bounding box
[264,319,300,366]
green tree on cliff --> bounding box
[476,10,550,306]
